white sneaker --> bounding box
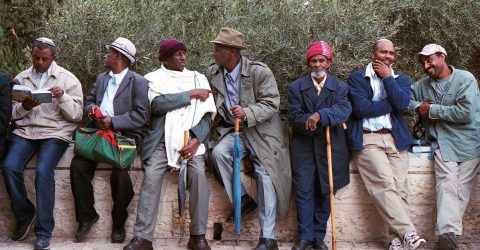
[389,237,404,250]
[403,231,426,250]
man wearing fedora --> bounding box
[3,37,83,250]
[124,38,216,250]
[410,44,480,250]
[207,27,291,250]
[70,37,150,244]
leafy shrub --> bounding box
[2,0,479,108]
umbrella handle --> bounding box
[326,126,337,250]
[184,130,189,147]
[234,118,239,133]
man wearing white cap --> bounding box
[2,37,83,250]
[70,37,150,244]
[410,44,480,250]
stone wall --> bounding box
[0,146,479,245]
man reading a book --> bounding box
[410,44,480,250]
[2,37,83,250]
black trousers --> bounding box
[70,155,134,228]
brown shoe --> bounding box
[187,234,211,250]
[123,236,153,250]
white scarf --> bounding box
[145,65,217,168]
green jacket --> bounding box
[207,56,292,220]
[409,67,480,162]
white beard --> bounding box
[311,70,326,78]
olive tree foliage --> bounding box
[16,0,480,104]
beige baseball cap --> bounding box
[415,43,447,63]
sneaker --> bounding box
[403,231,426,250]
[389,237,404,250]
[11,215,36,241]
[434,232,458,250]
[34,235,51,250]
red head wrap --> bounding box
[305,41,332,62]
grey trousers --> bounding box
[434,149,480,235]
[352,133,415,238]
[134,141,210,241]
[212,132,277,239]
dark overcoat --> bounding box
[287,74,351,194]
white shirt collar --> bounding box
[365,62,398,79]
[108,68,129,85]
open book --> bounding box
[12,85,52,103]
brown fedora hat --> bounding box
[210,27,245,50]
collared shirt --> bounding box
[223,61,241,123]
[100,68,128,117]
[311,75,327,95]
[32,65,52,89]
[362,62,398,131]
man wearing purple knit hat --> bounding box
[124,38,216,250]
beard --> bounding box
[311,70,326,78]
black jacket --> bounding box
[0,72,12,161]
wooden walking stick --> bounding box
[326,125,337,250]
[326,123,347,250]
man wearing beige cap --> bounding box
[207,27,291,250]
[70,37,150,244]
[3,37,83,250]
[410,44,480,250]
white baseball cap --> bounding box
[106,37,136,63]
[415,43,447,63]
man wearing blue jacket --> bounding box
[347,39,426,250]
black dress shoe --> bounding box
[291,239,314,250]
[226,194,257,223]
[313,239,328,250]
[187,234,211,250]
[123,236,153,250]
[75,214,99,242]
[253,238,279,250]
[11,214,35,241]
[112,225,126,243]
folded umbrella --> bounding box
[178,130,189,224]
[232,118,242,235]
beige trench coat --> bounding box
[206,56,292,219]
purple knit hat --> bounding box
[157,38,187,61]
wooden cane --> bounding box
[326,126,336,250]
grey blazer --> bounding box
[85,70,150,148]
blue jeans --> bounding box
[2,134,68,237]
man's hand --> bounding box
[99,115,112,129]
[21,97,40,111]
[305,112,321,131]
[188,89,212,102]
[415,102,431,117]
[179,138,200,161]
[49,86,64,98]
[372,60,392,80]
[230,105,246,120]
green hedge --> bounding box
[2,0,480,109]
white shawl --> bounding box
[145,65,217,168]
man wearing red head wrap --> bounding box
[287,41,351,250]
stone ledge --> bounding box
[1,145,479,247]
